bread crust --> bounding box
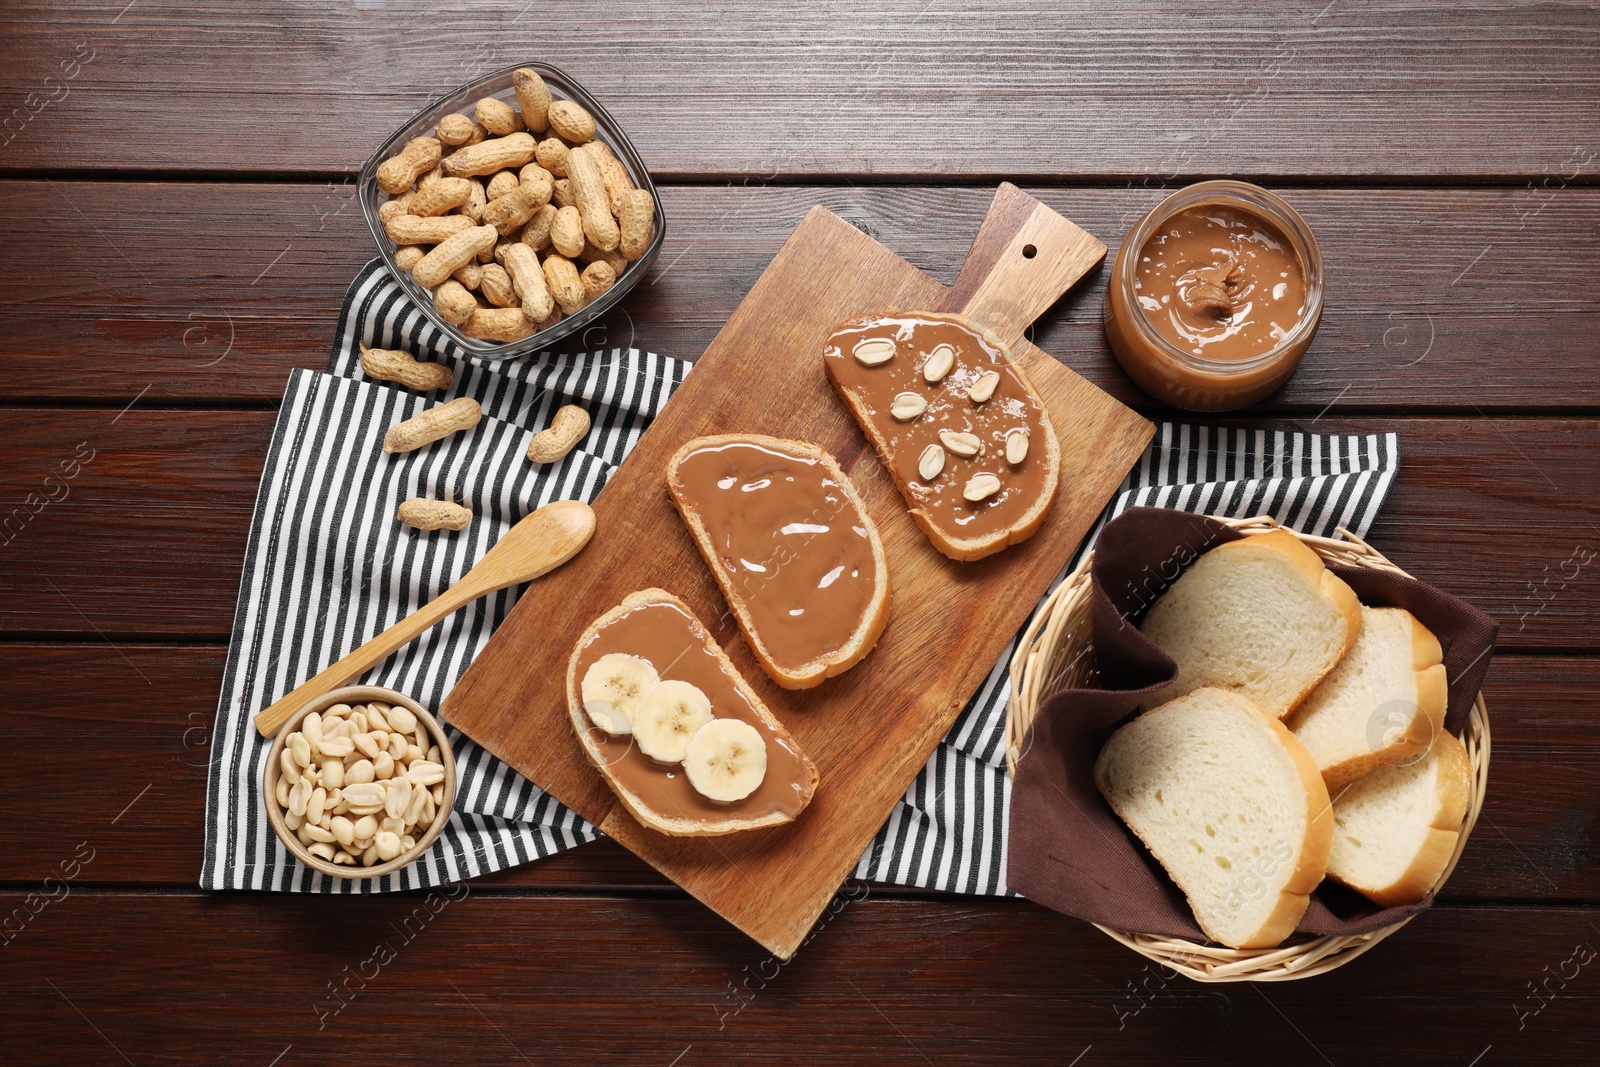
[1326,730,1472,907]
[1096,688,1332,950]
[565,588,819,837]
[1247,702,1335,949]
[665,434,890,690]
[1208,529,1363,716]
[1308,609,1449,789]
[824,311,1060,562]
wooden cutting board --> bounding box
[443,183,1154,958]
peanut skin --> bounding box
[535,137,569,178]
[412,225,497,289]
[378,189,415,223]
[546,100,595,144]
[433,279,479,325]
[526,404,590,463]
[578,240,627,275]
[482,168,553,235]
[565,146,620,252]
[486,169,521,201]
[542,254,585,315]
[359,343,453,392]
[377,137,441,195]
[478,262,517,308]
[520,204,558,251]
[587,141,635,217]
[475,97,523,136]
[618,189,656,261]
[550,205,585,258]
[435,113,484,146]
[385,213,475,246]
[580,260,616,302]
[502,242,554,323]
[397,498,472,531]
[408,177,473,218]
[384,397,481,453]
[442,133,537,178]
[462,307,536,342]
[455,178,487,223]
[512,68,551,134]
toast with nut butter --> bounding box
[667,434,889,690]
[823,311,1061,562]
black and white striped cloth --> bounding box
[202,261,1401,894]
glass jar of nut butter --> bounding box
[1104,181,1324,411]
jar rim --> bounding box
[1117,180,1324,374]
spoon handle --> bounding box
[251,499,596,738]
[252,583,482,737]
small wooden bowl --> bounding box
[1006,515,1490,982]
[263,685,457,880]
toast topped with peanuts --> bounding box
[823,311,1061,562]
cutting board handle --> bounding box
[938,182,1108,347]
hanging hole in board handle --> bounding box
[1022,244,1038,259]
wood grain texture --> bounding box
[5,412,1595,647]
[3,182,1598,409]
[3,894,1597,1066]
[0,2,1595,179]
[444,189,1150,957]
[3,643,1594,902]
[0,1,1595,1056]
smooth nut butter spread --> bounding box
[1134,205,1307,361]
[824,314,1053,540]
[573,599,810,822]
[669,438,879,674]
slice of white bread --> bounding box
[1095,687,1333,949]
[566,588,819,837]
[666,434,890,690]
[1325,730,1472,907]
[1140,530,1362,718]
[1288,606,1449,789]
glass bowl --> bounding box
[358,61,665,361]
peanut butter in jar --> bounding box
[1104,181,1324,411]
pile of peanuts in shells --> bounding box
[274,701,448,869]
[376,67,657,343]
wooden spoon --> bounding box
[253,499,597,737]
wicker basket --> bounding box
[1005,515,1490,982]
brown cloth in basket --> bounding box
[1007,507,1498,942]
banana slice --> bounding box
[580,653,659,736]
[631,679,713,762]
[683,718,768,803]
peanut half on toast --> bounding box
[823,312,1061,561]
[667,434,889,690]
[567,588,818,837]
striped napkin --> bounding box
[202,261,1400,894]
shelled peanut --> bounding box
[272,700,450,869]
[374,68,656,343]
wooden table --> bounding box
[2,3,1596,1063]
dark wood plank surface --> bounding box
[7,642,1595,904]
[1,2,1595,180]
[5,412,1595,645]
[3,896,1597,1066]
[4,182,1598,410]
[4,1,1598,1061]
